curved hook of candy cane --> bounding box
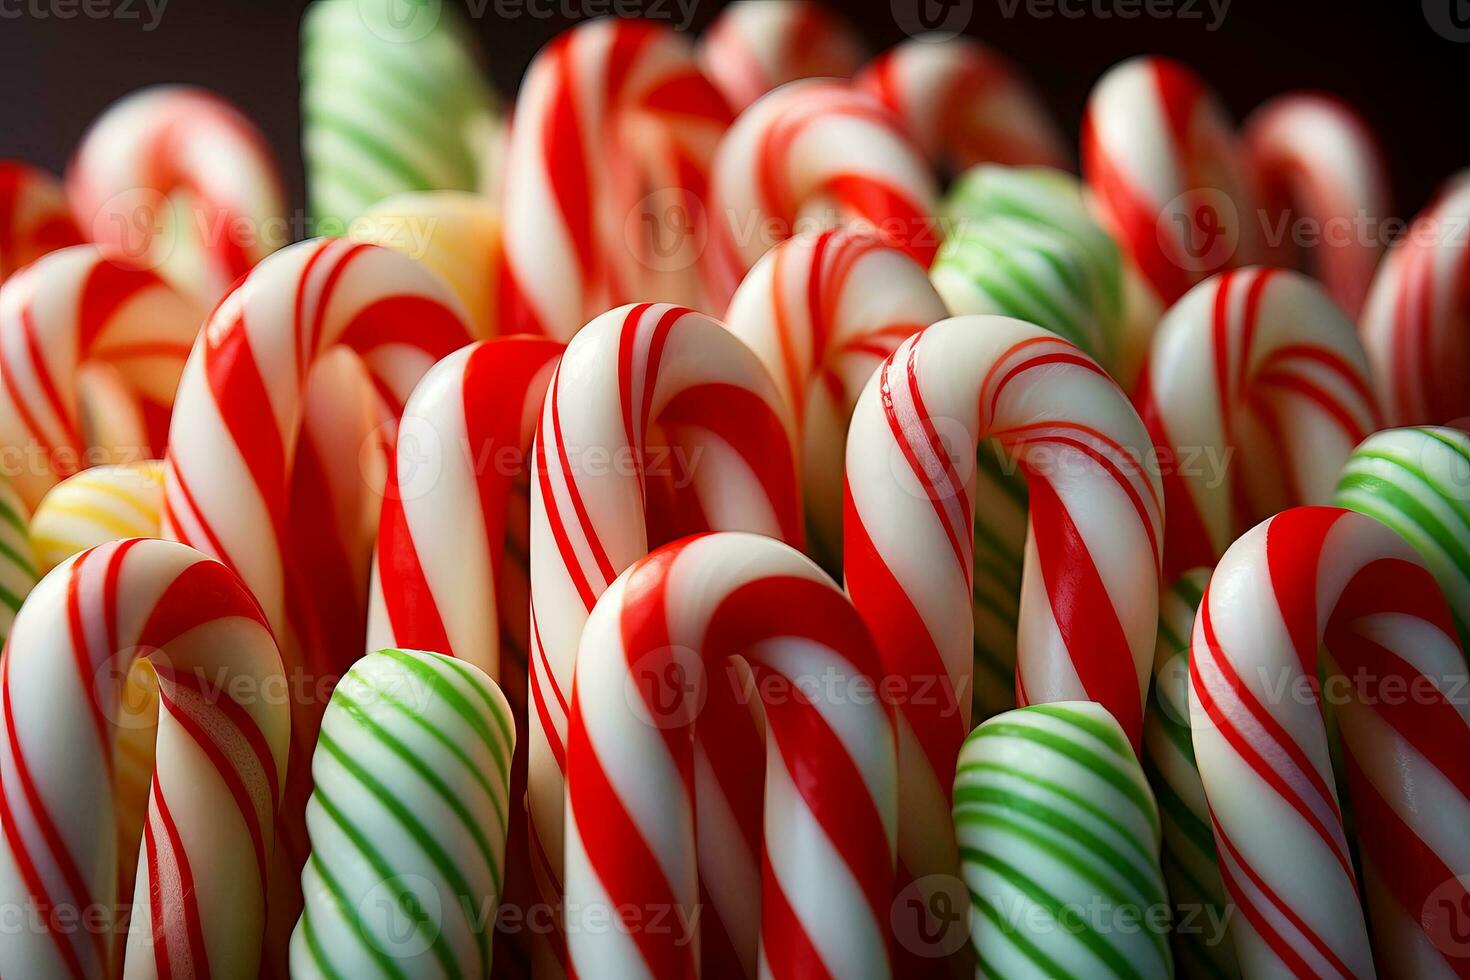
[844,314,1163,961]
[956,701,1172,978]
[699,0,866,112]
[708,78,938,307]
[290,647,516,979]
[564,531,897,980]
[0,162,84,284]
[0,537,289,979]
[67,86,286,305]
[857,35,1069,176]
[1134,266,1379,579]
[1359,173,1470,427]
[500,18,733,340]
[722,227,947,566]
[0,244,202,511]
[1240,93,1392,319]
[1188,506,1470,975]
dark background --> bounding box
[2,0,1466,220]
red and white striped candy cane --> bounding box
[708,79,939,306]
[0,244,202,510]
[565,531,896,979]
[1241,94,1391,318]
[857,35,1069,175]
[499,19,733,340]
[844,314,1162,928]
[722,227,946,563]
[1083,56,1260,310]
[699,0,865,112]
[68,86,286,305]
[529,303,802,970]
[1360,173,1470,426]
[0,537,289,979]
[0,162,83,284]
[1134,267,1379,579]
[1189,506,1470,975]
[161,237,472,948]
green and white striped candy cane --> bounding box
[938,165,1125,374]
[0,478,36,645]
[1335,425,1470,643]
[954,701,1172,979]
[291,648,515,979]
[301,0,497,228]
[1142,570,1238,979]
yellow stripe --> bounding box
[57,477,162,523]
[39,501,154,539]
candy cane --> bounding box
[1135,266,1379,579]
[499,18,732,340]
[708,79,939,306]
[351,191,502,339]
[565,531,896,978]
[1241,94,1392,318]
[161,237,473,946]
[0,477,35,645]
[0,162,83,284]
[1189,506,1470,975]
[67,86,286,304]
[844,314,1163,962]
[954,702,1171,978]
[0,244,202,510]
[0,537,289,979]
[1359,174,1470,426]
[1082,57,1260,311]
[933,166,1126,376]
[528,303,802,968]
[301,0,497,228]
[29,460,163,575]
[699,0,865,111]
[1336,426,1470,643]
[1139,568,1238,977]
[721,227,946,564]
[857,36,1069,175]
[291,647,515,978]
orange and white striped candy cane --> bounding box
[1083,57,1260,312]
[565,532,896,979]
[843,314,1162,955]
[0,537,289,979]
[67,86,286,304]
[0,162,83,284]
[161,237,472,949]
[722,227,946,563]
[1189,506,1470,975]
[1134,267,1379,579]
[1360,173,1470,426]
[499,19,733,340]
[708,79,939,307]
[857,35,1069,175]
[528,303,802,971]
[1241,94,1392,318]
[0,244,201,510]
[699,0,865,112]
